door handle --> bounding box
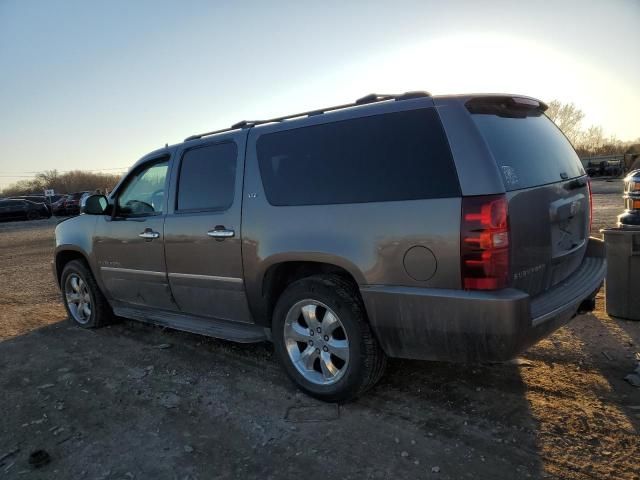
[139,229,160,239]
[207,228,235,238]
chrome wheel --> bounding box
[64,274,92,324]
[283,300,350,386]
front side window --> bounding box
[177,142,237,212]
[117,160,169,216]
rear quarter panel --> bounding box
[242,99,462,325]
[434,97,506,196]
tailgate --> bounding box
[467,96,589,296]
[507,177,590,296]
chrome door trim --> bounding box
[100,266,166,277]
[207,229,235,238]
[138,231,160,239]
[168,272,243,283]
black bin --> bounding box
[602,228,640,320]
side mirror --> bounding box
[82,195,109,215]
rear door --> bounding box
[163,132,252,323]
[467,98,589,296]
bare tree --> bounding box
[579,125,605,152]
[546,100,637,159]
[546,100,585,145]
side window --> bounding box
[257,108,460,206]
[177,142,237,212]
[117,160,169,216]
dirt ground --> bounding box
[0,179,638,480]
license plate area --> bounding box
[549,194,587,258]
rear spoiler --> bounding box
[465,96,548,118]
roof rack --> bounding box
[184,91,431,142]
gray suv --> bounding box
[54,92,606,401]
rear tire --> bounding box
[272,274,386,402]
[26,210,39,220]
[61,259,114,328]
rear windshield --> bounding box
[257,108,460,206]
[471,113,585,191]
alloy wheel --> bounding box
[283,300,350,385]
[64,274,92,324]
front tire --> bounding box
[272,274,386,402]
[61,260,113,328]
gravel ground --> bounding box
[0,179,638,480]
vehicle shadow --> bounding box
[0,318,544,479]
[362,355,545,478]
[4,313,637,479]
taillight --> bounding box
[587,177,593,233]
[461,195,510,290]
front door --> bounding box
[94,157,176,311]
[164,134,252,323]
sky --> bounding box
[0,0,638,189]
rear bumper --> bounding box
[361,237,606,362]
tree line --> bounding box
[1,170,122,198]
[545,100,638,157]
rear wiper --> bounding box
[564,177,588,190]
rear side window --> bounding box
[257,108,459,206]
[177,142,237,211]
[471,113,585,191]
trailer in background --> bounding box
[580,154,625,177]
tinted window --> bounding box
[118,160,169,216]
[471,113,585,191]
[257,108,459,206]
[177,142,237,211]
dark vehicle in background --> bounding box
[13,195,47,203]
[0,199,51,221]
[14,194,62,203]
[9,194,65,215]
[51,195,70,216]
[56,192,91,216]
[54,92,606,401]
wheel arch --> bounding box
[256,259,366,328]
[54,246,92,288]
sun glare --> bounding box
[283,32,638,140]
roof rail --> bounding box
[355,91,431,105]
[184,91,431,142]
[184,126,241,142]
